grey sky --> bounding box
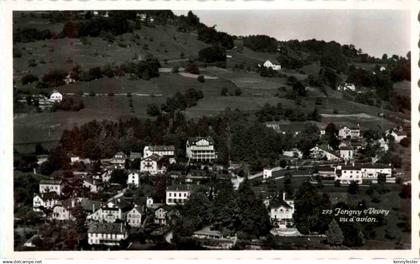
[174,10,410,58]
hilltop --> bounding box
[13,10,410,152]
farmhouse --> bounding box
[309,146,340,161]
[39,179,64,195]
[166,185,194,206]
[87,222,128,246]
[33,192,60,212]
[186,137,217,161]
[125,205,142,227]
[338,126,361,139]
[127,171,140,187]
[140,154,167,175]
[262,60,281,71]
[49,90,63,103]
[385,128,407,143]
[269,193,295,228]
[143,145,175,158]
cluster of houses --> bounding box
[318,163,393,184]
[17,90,63,110]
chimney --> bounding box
[120,222,123,233]
[93,203,95,213]
[283,192,286,201]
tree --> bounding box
[22,74,39,85]
[221,87,229,96]
[234,88,242,96]
[110,169,128,187]
[293,81,306,97]
[146,103,161,116]
[197,75,205,83]
[347,181,359,194]
[326,219,344,246]
[198,46,226,63]
[185,64,199,74]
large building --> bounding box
[140,154,167,175]
[166,185,194,205]
[143,145,175,158]
[186,137,217,161]
[87,222,128,246]
[268,193,295,228]
[338,126,361,139]
[87,201,123,223]
[39,179,64,195]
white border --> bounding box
[0,0,418,260]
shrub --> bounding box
[197,75,205,83]
[234,88,242,96]
[21,74,39,85]
[185,64,199,74]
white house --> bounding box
[154,207,168,226]
[146,197,154,208]
[380,66,386,72]
[126,206,142,227]
[338,126,361,139]
[49,90,63,103]
[339,146,355,161]
[269,193,294,228]
[360,164,392,180]
[335,165,363,184]
[186,137,217,161]
[283,148,303,159]
[87,222,128,246]
[140,154,166,175]
[33,192,60,212]
[386,128,407,143]
[87,201,122,223]
[263,169,273,180]
[127,172,140,187]
[337,83,356,92]
[309,146,340,161]
[143,145,175,158]
[166,185,193,206]
[111,152,127,167]
[83,178,100,193]
[39,179,64,195]
[262,60,281,71]
[101,170,112,183]
[51,202,75,221]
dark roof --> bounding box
[40,179,62,185]
[38,192,60,200]
[341,165,362,170]
[80,199,101,212]
[142,153,162,162]
[270,198,292,209]
[166,184,196,192]
[318,166,335,172]
[88,222,127,234]
[146,145,175,151]
[361,163,391,169]
[187,136,215,146]
[339,146,354,150]
[130,152,143,159]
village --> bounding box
[12,10,411,251]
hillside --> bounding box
[13,10,411,152]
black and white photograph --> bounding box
[8,7,414,254]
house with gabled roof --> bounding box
[186,137,217,162]
[268,193,294,228]
[143,145,175,158]
[140,154,167,175]
[125,205,142,227]
[87,222,128,246]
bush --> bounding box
[53,97,84,111]
[89,91,96,96]
[185,64,199,74]
[146,103,161,116]
[221,87,229,96]
[234,88,242,96]
[198,46,226,63]
[197,75,205,83]
[21,74,39,85]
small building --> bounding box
[283,148,303,159]
[143,145,175,158]
[337,83,356,92]
[335,165,363,184]
[126,205,142,227]
[49,90,63,103]
[318,166,336,180]
[385,128,407,143]
[166,185,193,206]
[154,207,168,226]
[83,177,100,193]
[269,193,294,228]
[146,197,154,208]
[33,192,60,212]
[262,169,273,180]
[309,146,340,161]
[339,146,355,161]
[129,152,142,161]
[127,171,140,187]
[338,126,361,139]
[51,201,76,221]
[262,60,281,71]
[87,222,128,246]
[39,179,64,195]
[186,137,217,162]
[111,152,127,168]
[140,154,167,175]
[87,201,123,223]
